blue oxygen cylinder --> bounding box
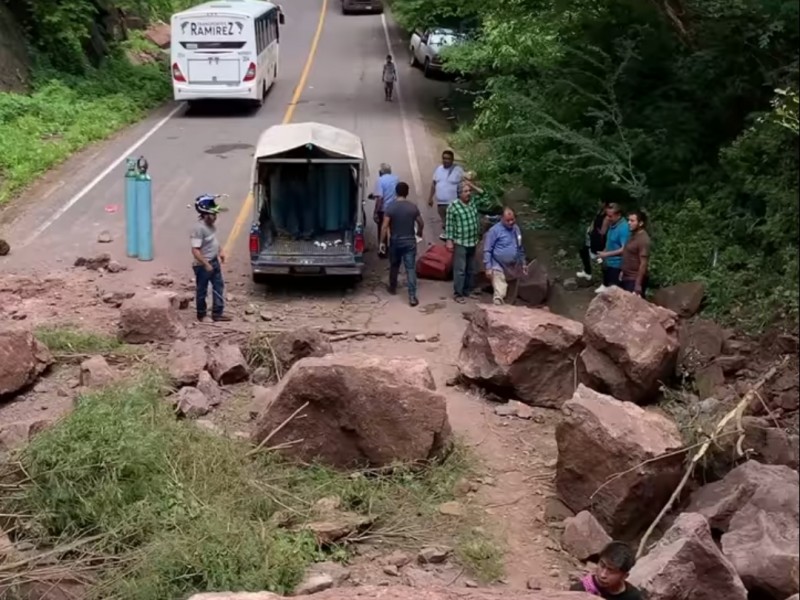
[124,158,139,257]
[135,167,153,261]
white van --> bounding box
[170,0,285,106]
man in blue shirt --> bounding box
[483,207,528,305]
[372,163,399,256]
[596,203,630,292]
[427,150,464,240]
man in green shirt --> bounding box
[445,185,481,303]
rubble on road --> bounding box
[0,328,53,398]
[118,292,186,344]
[581,287,679,404]
[251,354,451,469]
[458,305,583,408]
[629,512,747,600]
[555,385,684,537]
[185,587,597,599]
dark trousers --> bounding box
[384,81,394,99]
[579,245,593,275]
[453,244,476,297]
[602,266,622,288]
[621,276,648,298]
[193,258,224,318]
[389,239,417,298]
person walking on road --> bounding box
[372,163,399,256]
[380,181,424,307]
[191,194,231,323]
[382,54,397,101]
[595,203,630,293]
[620,211,650,297]
[577,200,610,282]
[427,150,464,240]
[484,207,527,305]
[446,184,481,303]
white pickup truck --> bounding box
[408,28,463,77]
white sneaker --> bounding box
[576,271,592,280]
[594,285,608,294]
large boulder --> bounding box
[555,385,685,537]
[187,588,596,600]
[516,260,550,307]
[652,281,706,318]
[251,354,451,469]
[271,327,332,374]
[582,287,679,403]
[629,512,747,600]
[457,305,583,408]
[687,461,799,599]
[118,292,186,344]
[0,329,53,397]
[676,318,726,379]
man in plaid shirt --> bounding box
[445,185,481,303]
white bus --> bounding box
[170,0,284,106]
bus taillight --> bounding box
[243,62,257,82]
[172,63,186,82]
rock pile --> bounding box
[0,328,53,397]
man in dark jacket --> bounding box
[577,200,611,282]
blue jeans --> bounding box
[453,244,476,297]
[193,258,224,318]
[389,239,417,299]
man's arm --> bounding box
[380,214,391,245]
[599,247,625,258]
[483,226,497,270]
[415,210,425,238]
[191,247,212,271]
[428,179,436,206]
[635,241,650,290]
[444,204,456,243]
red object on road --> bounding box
[416,244,453,280]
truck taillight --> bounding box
[243,62,257,82]
[249,232,260,255]
[172,63,186,82]
[354,232,365,254]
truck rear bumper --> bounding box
[252,260,364,277]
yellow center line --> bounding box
[222,0,329,258]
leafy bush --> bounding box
[0,56,170,203]
[393,0,799,330]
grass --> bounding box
[0,369,479,598]
[455,530,505,583]
[0,54,170,204]
[34,325,124,355]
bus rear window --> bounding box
[180,41,246,50]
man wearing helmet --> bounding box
[191,195,231,322]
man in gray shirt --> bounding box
[380,181,424,307]
[191,194,231,322]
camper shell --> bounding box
[248,122,368,280]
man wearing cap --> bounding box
[191,194,231,323]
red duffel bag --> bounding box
[416,244,453,280]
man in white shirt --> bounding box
[427,149,464,240]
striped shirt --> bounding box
[445,200,480,248]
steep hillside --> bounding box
[0,3,31,92]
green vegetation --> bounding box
[392,0,799,330]
[1,370,478,598]
[0,0,190,203]
[454,530,504,583]
[34,324,124,354]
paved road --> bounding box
[0,0,448,283]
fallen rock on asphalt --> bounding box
[118,292,186,344]
[186,587,597,599]
[629,512,747,600]
[79,355,117,388]
[208,342,249,385]
[270,327,332,373]
[0,328,54,397]
[458,305,583,408]
[251,354,451,469]
[555,385,684,537]
[651,281,706,318]
[582,287,679,403]
[561,510,612,562]
[167,340,209,386]
[74,253,111,271]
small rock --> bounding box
[260,312,273,322]
[106,260,124,273]
[561,510,612,562]
[464,579,478,588]
[494,404,516,417]
[549,568,561,578]
[415,334,428,343]
[445,375,460,387]
[207,343,249,385]
[97,230,113,243]
[79,355,117,389]
[305,561,351,587]
[167,340,208,386]
[151,274,174,287]
[382,550,412,568]
[11,313,27,321]
[0,239,9,256]
[175,387,212,419]
[438,501,465,517]
[294,573,334,595]
[196,370,221,407]
[526,577,542,590]
[418,546,451,564]
[454,477,478,496]
[74,253,111,270]
[563,277,578,291]
[244,306,256,315]
[382,565,399,577]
